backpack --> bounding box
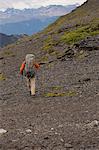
[24,54,36,78]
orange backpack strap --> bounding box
[20,61,26,74]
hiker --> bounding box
[20,54,40,96]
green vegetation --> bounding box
[50,51,63,58]
[42,35,59,54]
[51,86,62,90]
[75,50,88,59]
[42,35,54,53]
[44,92,65,97]
[2,50,15,57]
[61,23,99,44]
[0,73,6,81]
[44,90,77,97]
[5,43,15,49]
[41,55,49,62]
[15,34,39,45]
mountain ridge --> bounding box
[0,4,78,35]
[0,4,78,25]
[44,0,99,33]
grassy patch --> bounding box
[50,51,63,58]
[44,92,65,97]
[51,86,62,90]
[2,50,15,57]
[0,73,6,81]
[42,35,59,54]
[61,23,99,44]
[42,35,53,51]
[44,90,77,97]
[66,91,77,97]
[41,55,49,62]
[75,50,88,59]
[16,35,32,43]
[5,43,15,49]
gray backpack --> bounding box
[24,54,36,78]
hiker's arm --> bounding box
[20,61,25,75]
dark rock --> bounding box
[44,136,49,140]
[83,78,91,82]
[75,36,99,51]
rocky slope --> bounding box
[0,0,99,149]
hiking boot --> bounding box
[31,93,36,97]
[31,94,35,96]
[29,91,35,97]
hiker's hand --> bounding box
[34,63,40,69]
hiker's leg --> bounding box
[30,77,35,95]
[26,78,31,90]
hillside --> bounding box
[0,0,99,149]
[0,33,27,47]
[45,0,99,32]
[1,0,98,62]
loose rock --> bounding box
[0,129,7,135]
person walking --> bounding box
[20,54,40,96]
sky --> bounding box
[0,0,87,10]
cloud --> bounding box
[0,0,87,10]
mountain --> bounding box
[0,16,58,35]
[3,0,97,62]
[0,33,26,47]
[0,5,78,25]
[1,0,98,56]
[0,1,99,149]
[0,4,78,35]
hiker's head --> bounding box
[26,54,35,60]
[25,54,36,66]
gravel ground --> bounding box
[0,43,99,150]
